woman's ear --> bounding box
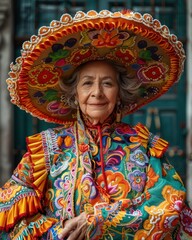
[74,94,79,106]
[74,89,78,99]
[74,98,78,106]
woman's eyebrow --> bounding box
[79,74,114,81]
[80,75,94,79]
[101,76,114,80]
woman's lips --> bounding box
[88,103,107,106]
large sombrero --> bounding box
[7,10,185,124]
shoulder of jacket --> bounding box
[133,122,169,158]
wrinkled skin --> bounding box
[76,61,119,125]
[58,212,87,240]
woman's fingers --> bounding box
[67,230,85,240]
[58,212,87,239]
[58,223,75,239]
[65,222,87,240]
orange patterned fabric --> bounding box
[0,132,57,236]
[0,122,192,239]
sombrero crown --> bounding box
[7,10,185,124]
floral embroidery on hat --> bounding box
[137,40,161,61]
[69,48,93,64]
[114,48,136,64]
[33,89,60,104]
[91,29,130,48]
[47,100,71,116]
[44,39,77,63]
[137,64,167,83]
[28,65,62,88]
[6,10,185,124]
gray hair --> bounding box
[60,60,141,109]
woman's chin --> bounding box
[87,115,109,125]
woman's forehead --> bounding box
[79,62,117,81]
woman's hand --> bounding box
[58,212,88,240]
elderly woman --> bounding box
[0,9,192,240]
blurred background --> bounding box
[0,0,191,206]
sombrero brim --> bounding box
[7,10,185,124]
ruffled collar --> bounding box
[78,111,116,143]
[81,111,116,128]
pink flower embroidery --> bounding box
[47,100,71,115]
[127,162,135,171]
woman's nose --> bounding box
[91,84,103,98]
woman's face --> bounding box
[76,61,119,125]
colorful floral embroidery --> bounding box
[28,64,62,87]
[81,173,98,199]
[105,146,125,168]
[33,89,60,104]
[114,48,136,64]
[44,39,77,64]
[127,162,135,171]
[57,135,74,149]
[180,205,192,235]
[135,185,186,239]
[130,149,149,168]
[115,123,136,135]
[78,143,89,153]
[70,48,93,64]
[0,182,22,202]
[97,171,131,200]
[91,29,130,48]
[47,100,71,115]
[128,170,147,192]
[145,166,159,189]
[13,154,33,183]
[50,153,71,177]
[137,64,167,83]
[137,40,160,61]
[0,122,191,239]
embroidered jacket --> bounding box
[0,120,192,239]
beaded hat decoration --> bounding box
[7,10,185,124]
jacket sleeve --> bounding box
[0,132,58,239]
[86,123,192,240]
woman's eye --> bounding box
[103,81,112,86]
[83,81,92,86]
